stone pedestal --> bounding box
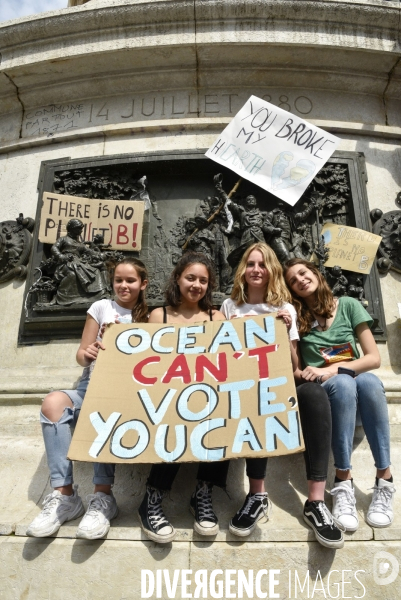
[0,1,401,598]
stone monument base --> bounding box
[0,395,400,598]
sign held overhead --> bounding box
[206,95,340,207]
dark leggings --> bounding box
[147,460,230,491]
[147,382,331,489]
[231,382,332,482]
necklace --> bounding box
[313,315,327,331]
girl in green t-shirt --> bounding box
[284,258,395,532]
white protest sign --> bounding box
[205,95,340,207]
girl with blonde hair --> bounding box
[221,244,343,548]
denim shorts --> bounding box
[60,367,90,410]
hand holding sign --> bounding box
[68,315,303,464]
[206,95,340,206]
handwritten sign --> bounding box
[68,315,303,464]
[38,192,145,251]
[205,95,340,207]
[322,223,382,274]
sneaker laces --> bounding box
[368,484,395,514]
[316,501,345,532]
[239,493,271,523]
[195,482,216,521]
[147,488,170,529]
[85,493,110,516]
[330,485,357,514]
[40,492,63,515]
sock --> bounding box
[376,476,393,485]
[335,476,353,485]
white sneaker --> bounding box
[330,480,359,532]
[76,492,119,539]
[26,488,84,537]
[367,479,395,528]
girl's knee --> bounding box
[41,391,73,422]
[324,374,357,397]
[356,371,383,390]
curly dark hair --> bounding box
[165,252,216,311]
[283,258,336,336]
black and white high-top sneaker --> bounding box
[138,486,176,543]
[303,500,344,549]
[229,492,270,537]
[190,481,219,536]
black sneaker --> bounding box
[229,492,270,537]
[303,500,344,549]
[190,481,219,536]
[138,486,176,543]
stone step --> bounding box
[1,404,400,544]
[1,402,400,599]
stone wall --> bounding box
[0,2,401,598]
[0,0,400,398]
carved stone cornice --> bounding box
[0,1,399,144]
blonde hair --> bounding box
[231,242,292,306]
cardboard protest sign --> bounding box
[205,95,340,207]
[322,223,382,274]
[68,314,303,464]
[38,192,145,251]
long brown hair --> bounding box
[110,258,149,323]
[165,251,216,311]
[283,258,336,335]
[231,242,292,306]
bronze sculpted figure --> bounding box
[0,214,35,283]
[49,219,111,305]
[371,206,401,274]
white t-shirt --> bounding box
[221,298,299,341]
[88,299,133,338]
[86,299,133,373]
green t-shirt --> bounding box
[299,296,374,368]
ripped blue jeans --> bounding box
[40,368,115,488]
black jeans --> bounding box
[147,382,331,489]
[147,460,230,491]
[225,382,332,482]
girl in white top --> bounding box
[27,258,148,540]
[220,243,344,549]
[220,242,295,534]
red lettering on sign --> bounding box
[248,345,278,378]
[162,355,191,384]
[117,224,129,245]
[133,356,161,385]
[195,353,227,382]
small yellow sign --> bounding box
[322,223,382,274]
